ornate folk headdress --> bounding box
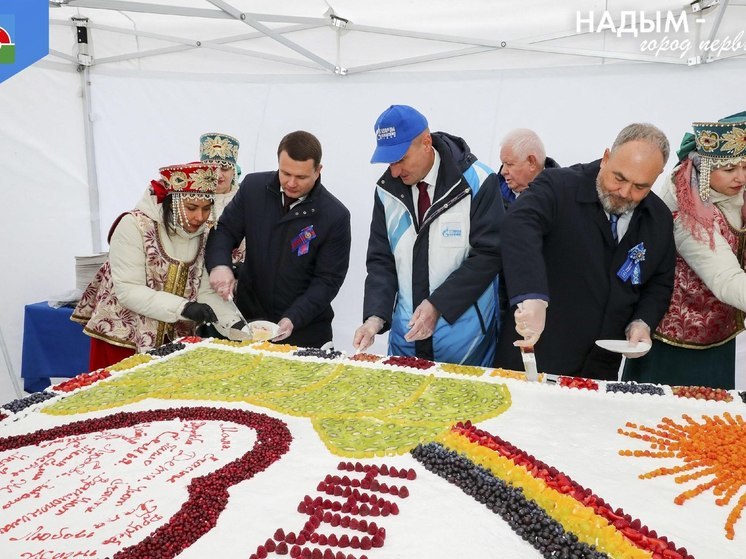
[151,162,218,232]
[200,132,241,190]
[677,112,746,201]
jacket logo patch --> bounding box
[441,226,463,238]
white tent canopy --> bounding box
[47,0,746,76]
[1,1,746,401]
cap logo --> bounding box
[377,126,397,141]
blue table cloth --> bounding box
[21,301,89,393]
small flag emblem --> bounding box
[0,16,16,64]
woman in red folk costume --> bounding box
[623,112,746,389]
[73,162,240,370]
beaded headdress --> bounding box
[152,162,218,232]
[677,112,746,201]
[159,162,219,196]
[200,132,241,190]
[200,133,239,166]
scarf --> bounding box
[674,153,717,250]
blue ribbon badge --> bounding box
[291,225,316,256]
[617,242,646,285]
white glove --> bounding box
[624,319,651,358]
[209,265,236,301]
[513,299,548,348]
[353,316,385,352]
[404,299,440,342]
[272,318,294,342]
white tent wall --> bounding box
[0,63,91,401]
[2,55,746,402]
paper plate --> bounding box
[248,320,280,341]
[595,339,651,354]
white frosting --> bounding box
[0,342,743,559]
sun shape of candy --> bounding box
[0,27,11,44]
[618,412,746,540]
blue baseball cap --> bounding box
[370,105,429,164]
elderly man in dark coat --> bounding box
[495,123,676,380]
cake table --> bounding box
[0,338,743,559]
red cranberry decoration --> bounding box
[382,355,435,370]
[0,407,292,559]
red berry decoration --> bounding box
[0,407,292,559]
[558,375,599,390]
[672,385,733,402]
[53,369,112,392]
[179,335,203,343]
[382,355,435,370]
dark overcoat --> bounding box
[206,171,351,347]
[496,160,676,379]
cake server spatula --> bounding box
[520,346,540,382]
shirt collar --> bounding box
[421,147,440,187]
[280,189,308,203]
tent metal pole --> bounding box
[206,0,337,73]
[703,0,730,63]
[64,0,328,25]
[83,23,323,69]
[80,65,102,254]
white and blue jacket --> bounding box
[363,132,504,366]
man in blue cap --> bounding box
[353,105,504,366]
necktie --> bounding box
[609,213,620,244]
[283,194,298,214]
[417,181,431,226]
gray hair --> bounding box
[500,128,546,165]
[611,123,670,163]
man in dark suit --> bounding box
[495,123,676,380]
[206,131,351,348]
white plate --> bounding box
[248,320,280,341]
[595,339,651,354]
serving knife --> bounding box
[227,293,253,341]
[520,346,540,382]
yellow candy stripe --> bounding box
[439,363,486,377]
[440,431,652,559]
